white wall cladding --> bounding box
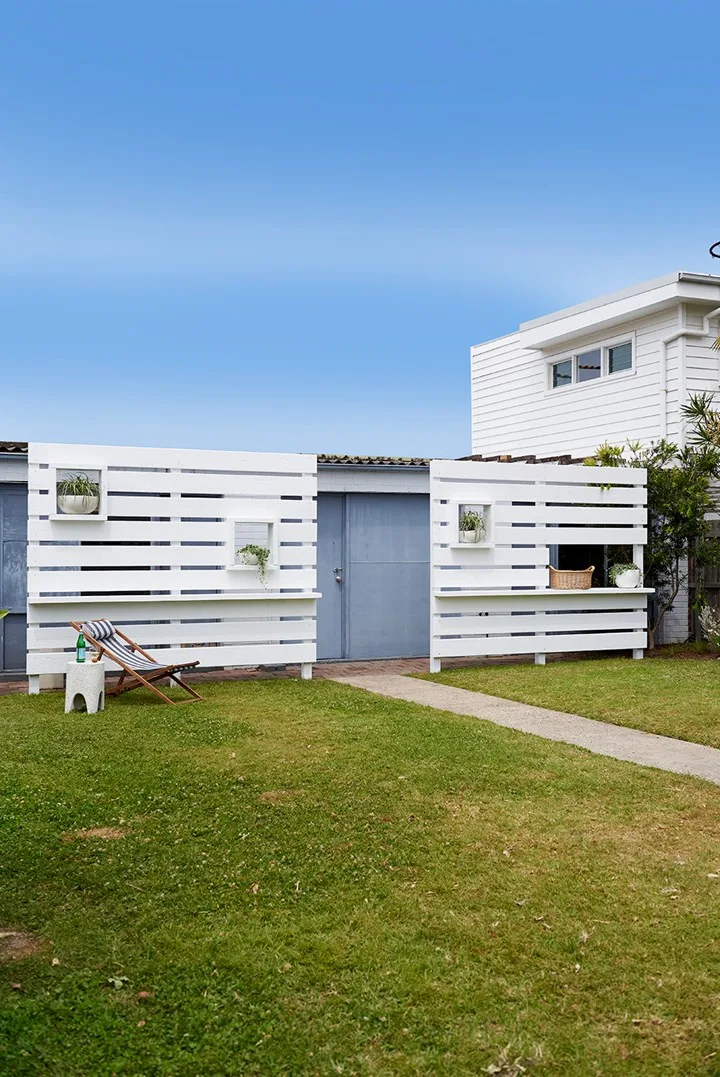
[27,443,318,679]
[470,307,687,459]
[430,459,649,667]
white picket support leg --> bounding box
[633,648,644,660]
[28,675,40,695]
[534,653,546,666]
[301,663,313,681]
[429,657,441,673]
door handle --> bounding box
[334,566,343,583]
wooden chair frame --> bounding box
[70,621,204,705]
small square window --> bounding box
[608,341,632,374]
[551,359,573,389]
[576,348,601,382]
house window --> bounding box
[552,360,573,388]
[549,338,633,390]
[576,348,601,383]
[608,341,632,374]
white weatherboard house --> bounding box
[471,271,720,459]
[471,271,720,642]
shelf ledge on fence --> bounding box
[433,588,654,598]
[28,592,322,605]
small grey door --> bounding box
[316,494,345,660]
[317,492,430,660]
[0,484,28,674]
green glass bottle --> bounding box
[76,631,86,663]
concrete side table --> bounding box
[65,660,106,714]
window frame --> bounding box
[546,331,636,394]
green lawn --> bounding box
[3,680,720,1074]
[423,656,720,748]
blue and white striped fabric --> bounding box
[80,620,196,673]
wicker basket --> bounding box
[548,565,594,590]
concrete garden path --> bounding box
[333,673,720,787]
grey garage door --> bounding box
[317,493,430,660]
[0,483,28,674]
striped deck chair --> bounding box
[70,620,204,705]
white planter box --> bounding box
[614,568,641,589]
[57,494,100,515]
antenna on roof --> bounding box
[710,240,720,259]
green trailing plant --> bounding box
[238,544,271,585]
[57,473,101,499]
[585,437,720,647]
[608,562,642,586]
[699,605,720,647]
[459,509,485,535]
[0,610,7,619]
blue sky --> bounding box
[2,0,719,457]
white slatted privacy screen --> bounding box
[27,443,318,683]
[430,459,650,668]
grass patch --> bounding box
[2,679,720,1073]
[422,657,720,748]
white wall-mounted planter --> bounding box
[227,518,277,574]
[450,501,494,548]
[614,568,642,589]
[51,466,107,521]
[57,494,100,515]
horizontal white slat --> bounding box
[432,545,550,567]
[29,469,316,500]
[30,516,314,542]
[431,592,649,614]
[29,543,316,569]
[28,566,316,594]
[29,491,318,523]
[493,525,646,546]
[27,597,318,623]
[431,481,647,506]
[434,609,645,635]
[29,443,316,475]
[29,617,316,649]
[493,504,646,526]
[108,470,315,498]
[434,567,549,589]
[433,630,646,658]
[431,459,646,486]
[27,640,316,675]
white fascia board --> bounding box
[518,274,720,352]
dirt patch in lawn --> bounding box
[62,826,129,841]
[0,931,46,962]
[258,790,303,805]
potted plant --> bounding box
[238,544,271,585]
[459,508,485,544]
[57,473,101,515]
[609,562,642,589]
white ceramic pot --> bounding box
[57,494,99,515]
[241,552,259,566]
[614,568,641,589]
[460,530,480,544]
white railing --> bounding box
[430,459,649,670]
[26,443,318,689]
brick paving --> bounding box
[0,655,487,696]
[0,650,633,697]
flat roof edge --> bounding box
[519,273,683,332]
